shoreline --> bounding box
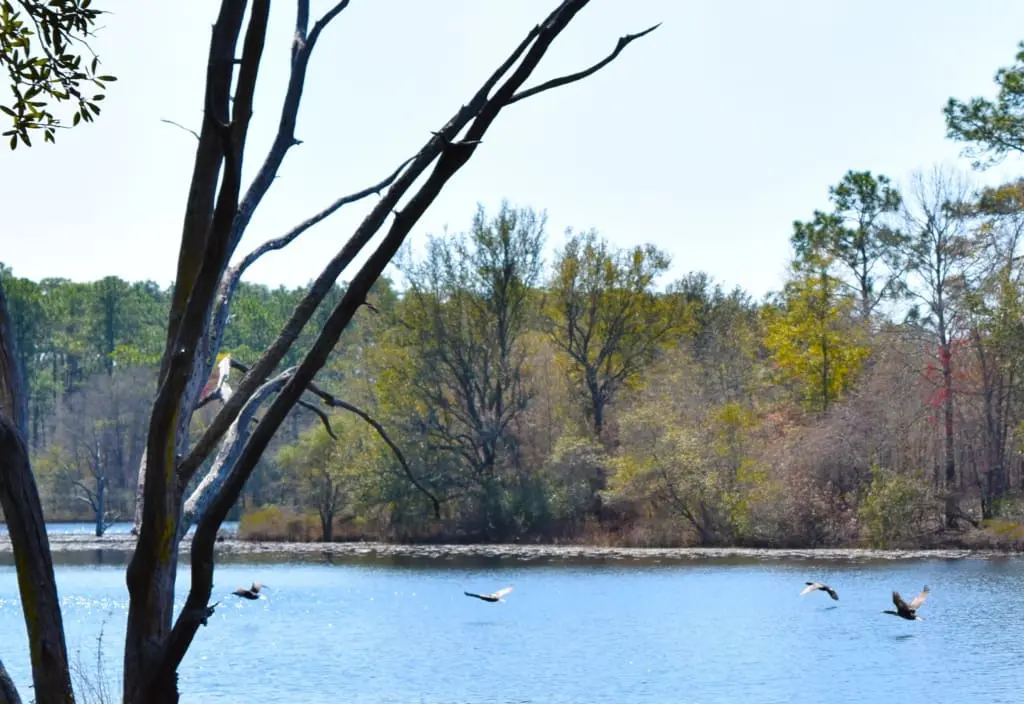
[0,533,1020,562]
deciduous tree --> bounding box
[900,166,976,527]
[394,202,545,537]
[546,229,677,438]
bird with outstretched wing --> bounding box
[464,586,513,603]
[884,586,929,620]
[800,581,839,600]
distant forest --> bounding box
[5,170,1024,549]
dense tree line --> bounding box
[6,35,1024,556]
[8,164,1024,548]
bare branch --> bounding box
[298,399,336,439]
[230,0,353,250]
[159,119,200,141]
[509,23,660,104]
[177,155,418,485]
[233,154,417,282]
[328,396,442,518]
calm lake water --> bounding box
[1,549,1023,703]
[0,520,239,536]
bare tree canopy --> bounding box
[0,1,658,702]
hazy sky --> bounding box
[4,0,1024,299]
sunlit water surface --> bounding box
[1,552,1023,703]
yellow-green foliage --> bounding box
[276,411,387,538]
[764,264,871,412]
[857,466,933,548]
[238,505,319,542]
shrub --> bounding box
[857,466,934,548]
[238,505,318,541]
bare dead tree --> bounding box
[0,2,659,703]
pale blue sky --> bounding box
[4,1,1024,299]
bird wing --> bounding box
[464,591,485,600]
[251,582,263,594]
[908,586,929,610]
[800,582,821,596]
[492,586,513,599]
[892,591,910,611]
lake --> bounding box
[1,546,1023,703]
[0,520,239,536]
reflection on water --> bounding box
[1,554,1024,703]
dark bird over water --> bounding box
[883,586,929,620]
[464,586,513,603]
[232,582,266,600]
[800,582,839,600]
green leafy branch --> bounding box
[1,0,116,149]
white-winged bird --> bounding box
[800,582,839,600]
[464,586,513,603]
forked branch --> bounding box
[509,23,660,104]
[179,152,418,483]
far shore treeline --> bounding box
[5,169,1024,551]
[6,37,1024,550]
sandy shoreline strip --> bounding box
[0,533,1017,562]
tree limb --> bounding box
[508,23,660,105]
[230,0,353,250]
[160,119,200,141]
[181,369,296,535]
[297,399,337,439]
[233,154,417,283]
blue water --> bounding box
[0,520,239,536]
[2,554,1023,702]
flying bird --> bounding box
[883,586,929,621]
[800,582,839,600]
[232,582,266,600]
[464,586,513,603]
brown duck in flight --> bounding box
[232,582,266,600]
[800,582,839,600]
[464,586,513,603]
[883,586,929,621]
